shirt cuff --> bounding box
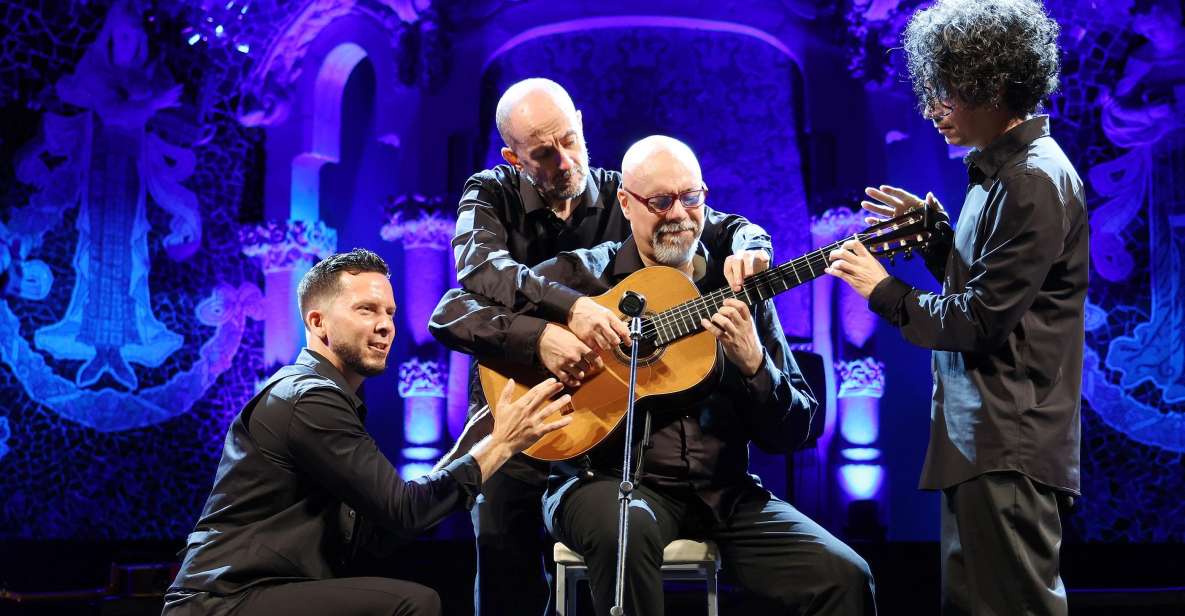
[538,283,584,323]
[733,239,773,256]
[505,314,549,367]
[441,453,483,510]
[741,348,776,403]
[868,276,912,321]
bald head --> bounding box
[621,136,703,193]
[495,78,579,148]
[494,78,589,203]
[618,136,707,268]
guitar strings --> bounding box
[646,235,853,342]
[643,220,920,344]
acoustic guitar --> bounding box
[479,207,932,461]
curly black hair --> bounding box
[902,0,1062,116]
[297,248,390,316]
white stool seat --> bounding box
[554,539,720,616]
[554,538,719,564]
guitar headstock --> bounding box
[861,206,932,263]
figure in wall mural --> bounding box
[1081,0,1185,452]
[20,1,195,389]
[0,2,259,434]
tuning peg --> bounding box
[888,253,896,266]
[904,247,914,260]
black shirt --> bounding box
[444,164,773,368]
[868,116,1087,494]
[528,237,816,522]
[433,164,773,485]
[169,349,483,595]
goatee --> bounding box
[333,340,387,377]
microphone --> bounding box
[618,291,646,318]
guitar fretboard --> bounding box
[642,232,874,346]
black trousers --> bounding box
[161,577,440,616]
[549,478,877,615]
[472,470,554,616]
[940,471,1069,616]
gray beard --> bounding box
[523,144,591,202]
[651,219,701,266]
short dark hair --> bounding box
[903,0,1061,117]
[297,248,389,317]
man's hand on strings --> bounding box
[701,298,764,377]
[724,249,770,292]
[825,239,889,300]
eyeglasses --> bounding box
[622,185,708,214]
[924,96,956,120]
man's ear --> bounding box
[305,308,328,343]
[501,146,519,168]
[576,109,583,131]
[617,190,631,220]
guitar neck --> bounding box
[646,234,865,346]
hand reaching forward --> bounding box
[825,239,888,300]
[862,185,943,225]
[470,378,572,482]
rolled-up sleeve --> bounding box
[702,206,773,258]
[429,287,548,367]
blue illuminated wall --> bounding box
[0,2,265,539]
[0,0,1182,545]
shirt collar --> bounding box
[610,236,710,283]
[296,348,365,407]
[964,115,1050,181]
[519,168,602,215]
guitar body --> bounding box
[478,266,718,461]
[476,206,934,461]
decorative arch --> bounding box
[290,41,369,222]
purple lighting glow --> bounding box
[840,464,885,500]
[839,396,879,446]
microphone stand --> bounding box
[610,290,646,616]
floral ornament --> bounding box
[398,358,445,398]
[239,219,337,274]
[836,357,886,399]
[380,194,454,250]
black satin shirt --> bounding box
[869,116,1087,494]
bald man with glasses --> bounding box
[436,136,876,616]
[429,79,774,616]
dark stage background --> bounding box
[0,0,1183,613]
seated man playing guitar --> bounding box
[434,136,876,615]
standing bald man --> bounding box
[439,137,876,615]
[430,79,774,615]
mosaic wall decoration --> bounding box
[0,0,265,539]
[0,0,1182,544]
[1045,0,1185,542]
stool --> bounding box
[554,539,720,616]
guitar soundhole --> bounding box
[613,314,665,366]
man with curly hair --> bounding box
[825,1,1086,614]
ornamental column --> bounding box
[810,207,888,540]
[240,220,337,372]
[381,194,456,477]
